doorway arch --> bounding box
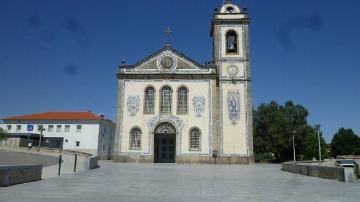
[154,122,176,163]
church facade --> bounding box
[114,1,254,164]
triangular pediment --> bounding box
[123,45,214,74]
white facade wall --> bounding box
[120,80,213,156]
[0,119,115,159]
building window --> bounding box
[56,125,61,132]
[226,30,238,54]
[75,141,80,147]
[6,125,12,131]
[65,139,68,143]
[16,125,21,131]
[160,86,172,113]
[48,125,54,132]
[177,87,188,114]
[37,125,44,131]
[76,125,82,132]
[189,127,201,150]
[130,127,141,150]
[65,125,70,132]
[144,86,155,114]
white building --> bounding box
[0,111,115,159]
[114,1,254,164]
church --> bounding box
[114,1,254,164]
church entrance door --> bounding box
[154,122,176,163]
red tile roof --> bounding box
[2,112,102,121]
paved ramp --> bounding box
[0,149,57,167]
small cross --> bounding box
[164,27,172,44]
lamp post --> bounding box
[38,127,45,152]
[315,124,321,161]
[292,130,296,162]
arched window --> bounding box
[177,87,188,114]
[144,86,155,114]
[226,30,238,54]
[130,127,141,149]
[226,6,235,13]
[160,86,172,113]
[189,127,201,150]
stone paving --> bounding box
[1,162,360,202]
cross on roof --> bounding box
[164,27,172,44]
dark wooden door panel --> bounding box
[156,134,175,163]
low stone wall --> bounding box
[84,156,99,170]
[0,164,42,187]
[282,162,345,182]
[113,154,254,164]
[0,138,20,148]
[177,156,254,164]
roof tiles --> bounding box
[2,112,102,121]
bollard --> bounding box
[73,154,77,172]
[212,150,218,165]
[58,155,62,175]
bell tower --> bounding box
[211,0,253,161]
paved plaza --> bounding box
[1,162,360,202]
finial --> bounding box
[223,0,232,5]
[121,59,126,66]
[164,27,172,45]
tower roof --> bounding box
[219,1,241,14]
[210,1,249,36]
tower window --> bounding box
[177,87,188,114]
[160,86,172,113]
[226,30,238,54]
[144,86,155,114]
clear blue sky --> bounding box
[0,0,359,142]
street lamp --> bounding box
[315,124,321,161]
[292,130,296,162]
[38,127,46,152]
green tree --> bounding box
[301,127,328,160]
[254,100,327,162]
[330,128,360,157]
[0,128,9,141]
